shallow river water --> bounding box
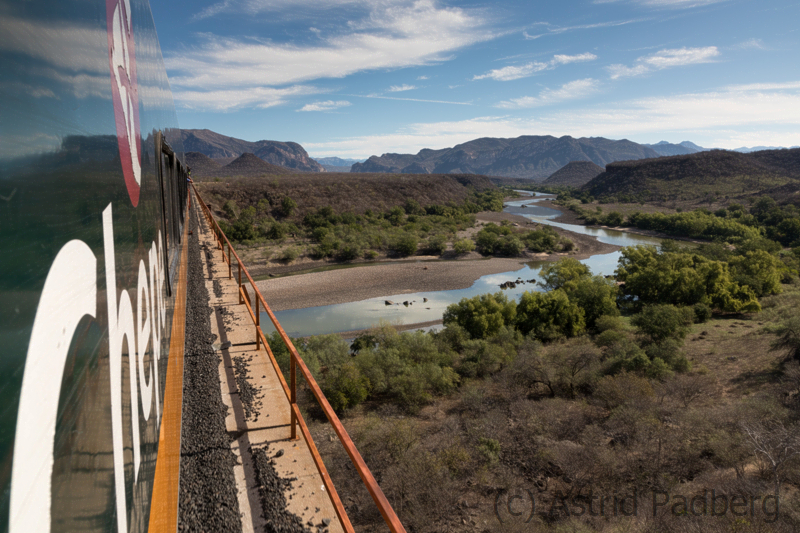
[260,193,662,337]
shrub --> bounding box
[222,199,239,219]
[477,438,501,464]
[323,362,369,412]
[392,233,418,256]
[279,246,300,263]
[631,304,694,344]
[281,196,297,216]
[595,329,627,347]
[424,234,448,255]
[453,238,475,254]
[693,302,712,323]
[496,235,524,256]
[593,372,654,410]
[443,293,517,340]
[595,314,626,333]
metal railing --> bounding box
[191,184,406,533]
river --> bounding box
[260,193,661,338]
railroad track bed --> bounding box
[180,202,343,533]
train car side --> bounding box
[0,0,189,531]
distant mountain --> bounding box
[315,157,364,167]
[185,152,221,175]
[181,129,324,172]
[644,141,706,156]
[351,135,660,181]
[733,145,800,153]
[193,152,291,179]
[543,161,605,187]
[583,148,800,202]
[680,141,707,152]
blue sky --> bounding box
[150,0,800,159]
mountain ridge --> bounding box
[351,135,660,181]
[582,148,800,202]
[181,129,324,172]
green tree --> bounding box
[539,259,618,329]
[615,245,760,313]
[516,289,585,341]
[323,362,369,412]
[443,292,517,339]
[729,250,785,297]
[539,258,590,291]
[281,196,297,217]
[392,233,418,256]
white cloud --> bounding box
[417,75,429,80]
[523,19,645,40]
[733,38,767,50]
[593,0,727,7]
[608,46,719,79]
[496,79,600,109]
[474,53,596,81]
[348,94,472,105]
[169,0,494,110]
[388,84,417,92]
[174,85,323,111]
[298,100,351,112]
[303,82,800,157]
[474,63,547,81]
[194,0,368,20]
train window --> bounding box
[154,132,188,297]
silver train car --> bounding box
[1,0,190,531]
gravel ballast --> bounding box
[179,208,242,532]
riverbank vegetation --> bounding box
[269,243,800,532]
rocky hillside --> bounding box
[583,148,800,202]
[351,135,659,180]
[197,173,496,219]
[181,129,324,172]
[192,152,291,179]
[185,152,221,175]
[543,161,605,187]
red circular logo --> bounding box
[107,0,142,207]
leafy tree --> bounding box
[539,259,618,329]
[615,245,760,313]
[443,292,517,339]
[728,250,785,297]
[516,289,585,341]
[539,258,590,291]
[631,304,694,343]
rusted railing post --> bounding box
[227,243,232,279]
[189,183,407,533]
[255,296,261,349]
[238,262,243,304]
[290,355,297,440]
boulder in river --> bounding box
[385,300,394,305]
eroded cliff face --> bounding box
[181,129,324,172]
